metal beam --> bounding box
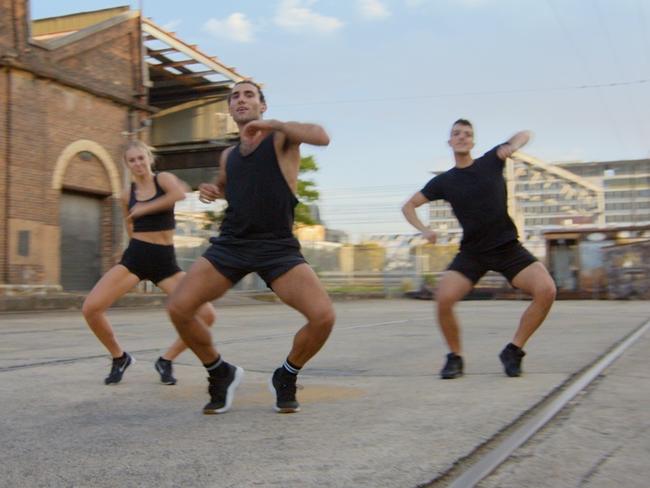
[142,20,245,83]
[151,76,229,89]
[512,151,606,226]
[176,71,221,79]
[158,59,201,69]
[151,83,232,95]
[146,47,177,56]
[514,152,603,194]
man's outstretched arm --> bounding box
[497,130,532,159]
[242,119,330,147]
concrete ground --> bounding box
[0,299,648,488]
[478,331,650,488]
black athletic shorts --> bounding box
[119,238,182,285]
[202,236,306,288]
[447,240,537,285]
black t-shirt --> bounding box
[420,145,518,253]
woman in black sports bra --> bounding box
[82,140,216,386]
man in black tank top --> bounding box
[402,119,556,379]
[167,81,335,414]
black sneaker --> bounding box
[203,364,244,414]
[104,352,135,385]
[269,368,301,413]
[499,344,526,377]
[155,357,177,385]
[440,352,463,379]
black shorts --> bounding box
[202,236,306,288]
[448,240,537,285]
[119,239,182,285]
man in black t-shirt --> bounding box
[402,119,556,379]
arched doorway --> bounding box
[52,140,121,290]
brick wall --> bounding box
[6,70,139,285]
[0,0,30,53]
[30,17,145,103]
[0,0,16,52]
[62,153,114,195]
[0,71,7,283]
[101,197,116,273]
[0,2,145,105]
[1,2,149,287]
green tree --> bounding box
[294,155,320,226]
[202,210,223,231]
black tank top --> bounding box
[128,174,176,232]
[219,133,299,240]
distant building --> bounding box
[556,159,650,226]
[325,228,349,243]
[603,238,650,300]
[365,233,423,271]
[544,225,650,296]
[294,203,349,243]
[295,225,327,242]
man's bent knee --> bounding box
[167,297,196,328]
[202,307,217,327]
[309,307,335,334]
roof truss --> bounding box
[142,19,247,108]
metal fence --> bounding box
[157,235,512,296]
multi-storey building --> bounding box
[556,159,650,226]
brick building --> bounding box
[1,1,153,292]
[0,1,246,291]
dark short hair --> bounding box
[227,80,266,104]
[452,118,473,129]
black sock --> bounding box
[281,358,301,376]
[506,342,521,351]
[114,352,127,360]
[204,356,230,377]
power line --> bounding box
[544,0,628,153]
[592,0,648,144]
[322,183,417,192]
[640,0,650,77]
[274,79,649,108]
[320,194,412,202]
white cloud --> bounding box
[359,0,390,20]
[274,0,343,34]
[203,13,254,43]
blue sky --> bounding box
[32,1,650,239]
